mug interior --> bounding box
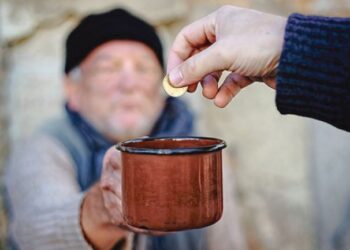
[116,137,226,155]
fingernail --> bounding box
[169,69,183,86]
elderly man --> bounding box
[5,8,245,250]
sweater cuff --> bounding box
[276,13,350,131]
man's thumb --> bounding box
[168,43,227,87]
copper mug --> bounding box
[116,136,226,231]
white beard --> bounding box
[94,97,165,142]
[105,113,157,142]
[85,89,166,142]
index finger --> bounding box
[103,147,122,171]
[167,12,217,73]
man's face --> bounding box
[66,40,165,142]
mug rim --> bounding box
[116,136,226,155]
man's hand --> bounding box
[100,147,167,235]
[80,147,166,249]
[80,148,128,250]
[80,185,128,249]
[167,5,287,107]
[100,147,124,226]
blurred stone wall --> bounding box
[1,0,350,250]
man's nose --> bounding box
[115,65,139,92]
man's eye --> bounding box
[95,64,121,74]
[136,64,152,73]
[99,66,115,72]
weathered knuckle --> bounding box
[184,58,197,76]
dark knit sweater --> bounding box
[276,13,350,132]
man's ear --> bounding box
[64,75,80,111]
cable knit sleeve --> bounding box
[276,13,350,132]
[5,135,93,250]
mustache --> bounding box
[109,92,164,110]
[111,96,148,108]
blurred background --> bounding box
[1,0,350,249]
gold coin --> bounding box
[162,74,188,97]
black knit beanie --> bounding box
[64,8,164,74]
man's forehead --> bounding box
[91,53,153,63]
[85,40,158,63]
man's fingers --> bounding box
[167,13,216,73]
[214,73,253,108]
[187,83,199,93]
[101,147,122,194]
[101,186,123,224]
[101,160,121,191]
[214,77,240,108]
[102,190,168,236]
[262,76,276,89]
[169,43,230,88]
[100,171,121,194]
[102,190,122,210]
[201,72,221,99]
[103,147,122,171]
